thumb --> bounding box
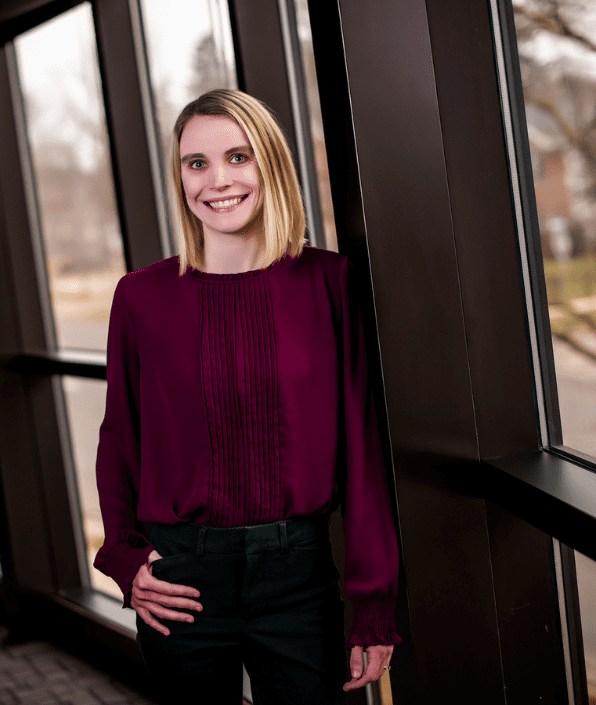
[350,646,364,678]
[147,550,162,575]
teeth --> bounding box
[207,197,244,209]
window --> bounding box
[139,0,237,249]
[13,2,125,598]
[290,0,337,252]
[511,0,596,458]
[14,3,125,353]
[494,1,596,700]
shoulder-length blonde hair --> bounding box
[172,89,306,276]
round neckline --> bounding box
[173,253,290,282]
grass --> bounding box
[543,256,596,337]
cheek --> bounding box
[242,165,261,190]
[181,175,203,200]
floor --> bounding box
[0,626,253,705]
[0,628,156,705]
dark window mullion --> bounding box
[0,0,86,44]
[1,41,52,354]
[229,0,298,167]
[92,0,165,273]
[276,0,325,248]
[491,0,563,448]
[559,543,590,705]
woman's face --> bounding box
[179,114,263,240]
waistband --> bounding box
[150,514,331,556]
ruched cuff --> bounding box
[344,596,402,649]
[93,534,154,609]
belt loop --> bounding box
[195,525,207,557]
[278,521,288,555]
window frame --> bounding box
[479,0,596,552]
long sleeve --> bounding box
[93,276,154,607]
[339,256,402,648]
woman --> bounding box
[94,89,400,704]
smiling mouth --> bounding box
[205,195,248,210]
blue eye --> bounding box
[189,159,206,170]
[230,153,248,164]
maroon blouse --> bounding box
[93,245,401,648]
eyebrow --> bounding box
[180,145,254,164]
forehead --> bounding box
[179,114,251,154]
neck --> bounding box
[201,232,265,274]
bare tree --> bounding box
[187,33,231,98]
[513,0,596,359]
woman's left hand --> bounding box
[343,645,394,691]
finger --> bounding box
[367,647,389,681]
[137,601,198,623]
[136,573,202,598]
[136,607,171,637]
[349,646,364,679]
[379,646,393,673]
[367,646,392,677]
[147,549,162,565]
[344,649,384,691]
[135,591,203,612]
[344,647,366,692]
[135,583,202,601]
[132,591,201,621]
[132,590,202,611]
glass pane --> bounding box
[139,0,238,247]
[293,0,338,252]
[575,550,596,701]
[512,1,596,456]
[14,3,126,353]
[61,375,121,600]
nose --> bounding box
[210,161,233,189]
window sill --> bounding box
[54,587,136,637]
[480,449,596,560]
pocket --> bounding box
[151,529,192,557]
[150,551,195,580]
[292,532,332,551]
[149,531,195,578]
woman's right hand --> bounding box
[131,549,203,636]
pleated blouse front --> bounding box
[197,270,281,526]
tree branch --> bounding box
[513,2,596,54]
[553,330,596,364]
[527,96,596,175]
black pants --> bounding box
[135,515,349,705]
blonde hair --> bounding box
[172,89,306,276]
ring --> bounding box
[384,665,391,671]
